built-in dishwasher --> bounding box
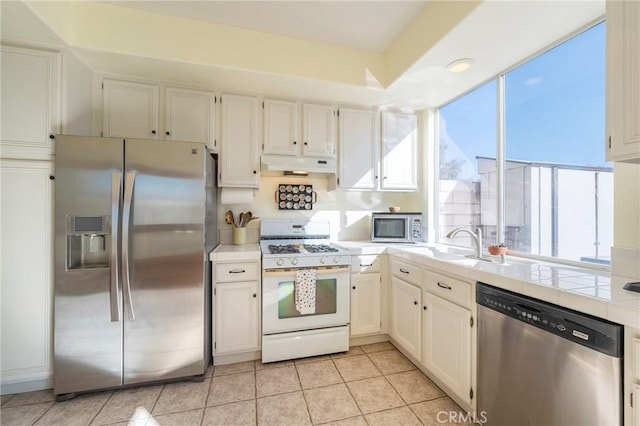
[477,282,623,426]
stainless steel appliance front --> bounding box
[54,136,215,396]
[477,283,622,426]
[371,212,422,243]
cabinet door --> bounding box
[381,112,417,190]
[303,103,336,158]
[423,292,472,405]
[165,87,216,149]
[103,79,159,139]
[0,45,60,160]
[215,281,260,354]
[606,0,640,162]
[633,384,640,426]
[220,94,260,187]
[390,277,421,359]
[339,108,378,190]
[350,273,381,336]
[1,160,53,386]
[264,99,299,156]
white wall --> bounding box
[217,175,423,243]
[614,163,640,249]
[63,50,94,136]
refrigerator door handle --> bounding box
[122,171,136,320]
[110,172,122,322]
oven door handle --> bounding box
[263,266,350,276]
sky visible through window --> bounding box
[440,22,607,172]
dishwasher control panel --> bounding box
[477,282,623,357]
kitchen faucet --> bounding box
[446,227,484,259]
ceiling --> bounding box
[3,1,605,109]
[106,1,427,53]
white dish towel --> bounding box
[295,269,317,315]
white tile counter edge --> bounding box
[335,241,640,328]
[209,244,261,262]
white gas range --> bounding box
[260,219,351,363]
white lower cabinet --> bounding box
[422,291,472,405]
[1,159,54,392]
[350,273,381,336]
[213,258,261,355]
[625,327,640,426]
[390,277,422,360]
[214,281,260,354]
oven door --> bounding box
[262,266,350,334]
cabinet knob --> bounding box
[165,131,170,136]
[293,141,297,145]
[252,293,257,298]
[151,130,156,135]
[253,170,257,174]
[423,306,427,310]
[304,142,308,145]
[49,134,55,139]
[352,286,356,290]
[414,301,418,305]
[383,176,388,180]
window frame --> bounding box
[433,18,609,271]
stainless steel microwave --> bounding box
[371,212,423,243]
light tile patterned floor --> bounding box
[0,343,471,425]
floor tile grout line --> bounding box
[89,390,116,426]
[254,361,258,426]
[198,373,215,426]
[28,400,55,426]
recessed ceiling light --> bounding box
[446,58,475,73]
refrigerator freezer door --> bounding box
[123,139,208,384]
[54,135,124,395]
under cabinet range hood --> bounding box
[260,154,337,176]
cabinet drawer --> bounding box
[351,255,381,274]
[215,262,259,282]
[424,270,471,308]
[390,258,421,286]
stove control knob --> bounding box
[320,257,326,264]
[276,259,284,266]
[291,258,298,265]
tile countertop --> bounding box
[335,241,640,329]
[209,244,261,262]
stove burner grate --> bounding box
[267,244,301,254]
[303,244,339,253]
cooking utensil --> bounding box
[239,212,249,227]
[225,210,236,227]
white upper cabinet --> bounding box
[220,93,260,188]
[103,79,159,140]
[338,108,378,190]
[1,45,60,160]
[263,99,299,156]
[381,111,418,190]
[103,80,217,149]
[303,103,336,158]
[165,87,216,149]
[606,0,640,162]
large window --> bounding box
[437,22,611,265]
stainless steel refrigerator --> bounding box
[53,135,216,398]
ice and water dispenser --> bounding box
[66,216,110,270]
